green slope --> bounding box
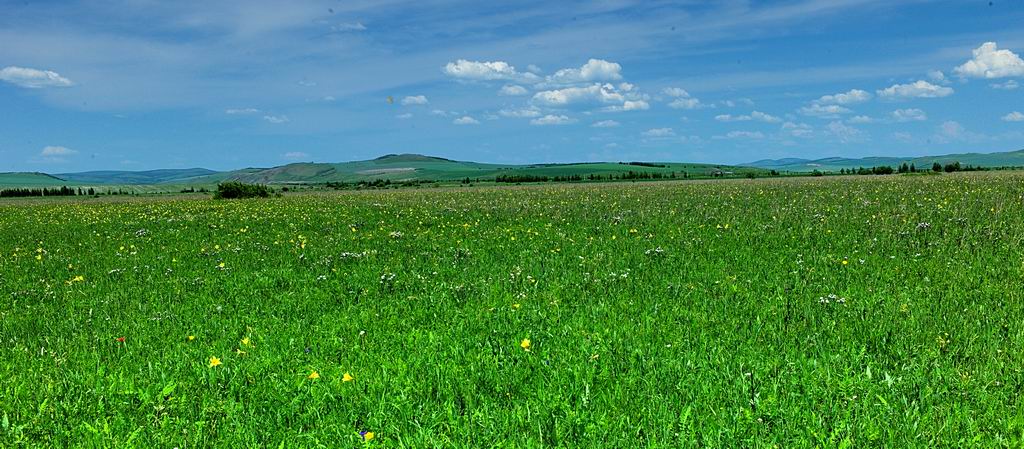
[0,172,69,187]
[747,149,1024,172]
[56,168,220,184]
[202,154,761,184]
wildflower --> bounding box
[343,372,354,382]
[115,337,126,343]
[209,356,222,367]
[308,370,320,380]
[217,262,225,269]
[520,338,531,351]
[841,260,848,265]
[188,335,196,341]
[360,430,374,441]
[241,337,251,346]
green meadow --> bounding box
[2,173,1024,447]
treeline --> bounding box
[834,161,988,176]
[618,161,668,168]
[0,186,98,198]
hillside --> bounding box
[0,172,69,187]
[56,168,219,185]
[746,149,1024,172]
[193,154,759,184]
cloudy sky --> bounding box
[1,0,1023,171]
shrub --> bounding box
[213,181,273,199]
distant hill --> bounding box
[745,149,1024,172]
[0,172,69,187]
[56,168,219,185]
[1,154,759,188]
[188,153,759,184]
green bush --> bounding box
[213,181,273,199]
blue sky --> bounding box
[1,0,1023,172]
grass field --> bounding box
[2,173,1024,447]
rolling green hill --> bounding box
[194,154,760,184]
[56,168,219,185]
[745,149,1024,172]
[0,172,69,187]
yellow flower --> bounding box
[308,371,320,380]
[841,260,849,265]
[512,303,521,310]
[208,356,222,367]
[520,338,531,351]
[362,431,374,441]
[342,372,354,382]
[187,335,196,341]
[241,337,251,346]
[217,262,225,269]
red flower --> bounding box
[116,337,126,343]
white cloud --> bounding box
[991,80,1019,90]
[225,108,260,114]
[592,120,620,128]
[40,146,77,156]
[662,87,690,98]
[954,42,1024,79]
[263,115,290,124]
[891,108,927,122]
[533,83,624,106]
[401,95,428,105]
[668,98,702,109]
[848,115,875,124]
[499,85,528,96]
[430,109,453,116]
[799,103,851,118]
[0,66,73,88]
[722,131,765,139]
[939,120,964,139]
[927,70,948,84]
[545,59,622,85]
[714,111,781,123]
[782,122,813,137]
[663,87,704,109]
[877,80,953,99]
[283,151,309,159]
[719,98,755,108]
[530,114,574,125]
[534,84,619,106]
[827,121,866,143]
[498,106,542,118]
[396,113,413,119]
[642,127,674,137]
[608,100,650,111]
[1003,111,1024,122]
[443,59,538,82]
[453,116,479,125]
[332,22,366,32]
[814,89,871,105]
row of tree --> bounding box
[0,186,99,198]
[833,161,986,176]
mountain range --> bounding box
[743,149,1024,172]
[2,149,1023,188]
[0,154,758,187]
